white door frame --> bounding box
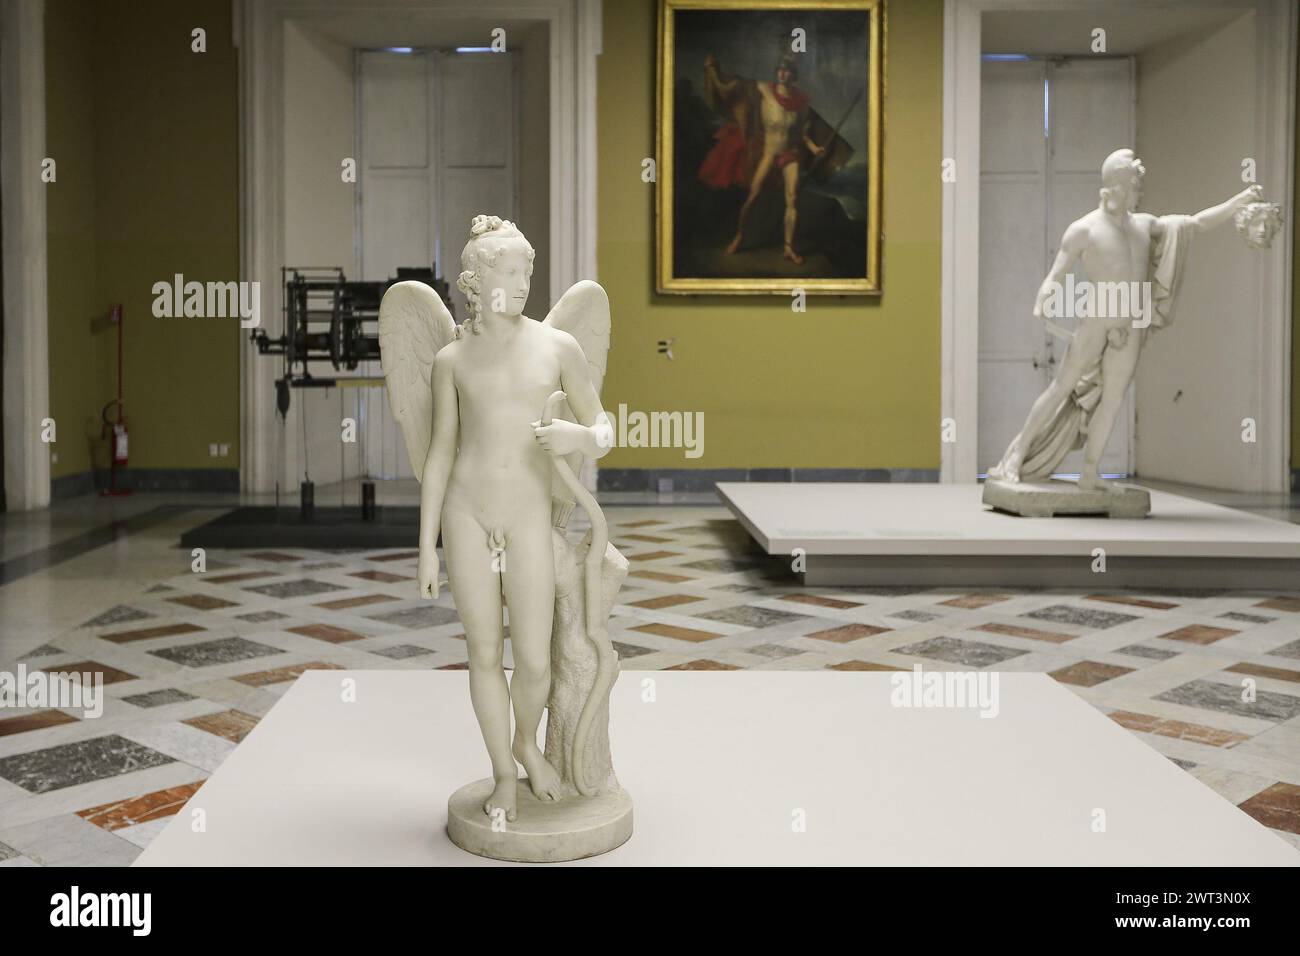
[941,0,1295,490]
[1,0,51,511]
[236,0,601,493]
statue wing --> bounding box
[378,281,457,480]
[542,280,612,491]
[543,279,610,396]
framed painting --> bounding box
[656,0,885,295]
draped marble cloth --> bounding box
[991,214,1196,481]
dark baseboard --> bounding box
[50,470,99,501]
[51,468,239,501]
[597,467,940,493]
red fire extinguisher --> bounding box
[101,304,131,497]
[107,409,129,466]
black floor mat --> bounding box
[179,506,419,549]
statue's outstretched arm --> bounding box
[1190,184,1261,233]
[417,350,459,597]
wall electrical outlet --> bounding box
[209,443,220,458]
[219,443,230,457]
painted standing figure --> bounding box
[699,53,825,263]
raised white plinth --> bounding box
[134,670,1297,866]
[717,482,1300,587]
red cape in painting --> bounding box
[698,122,749,189]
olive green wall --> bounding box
[45,0,106,478]
[597,0,944,471]
[45,0,240,480]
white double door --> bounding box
[977,56,1135,478]
[355,49,519,479]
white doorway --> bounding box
[237,0,598,496]
[356,49,519,311]
[977,55,1134,477]
[944,0,1294,492]
[354,48,520,479]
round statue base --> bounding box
[446,777,633,863]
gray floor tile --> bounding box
[891,609,942,623]
[894,636,1029,668]
[1024,604,1138,629]
[694,605,811,628]
[120,688,199,708]
[0,735,174,794]
[1220,611,1274,625]
[365,605,461,629]
[149,637,283,668]
[1116,644,1179,661]
[369,644,435,660]
[242,579,345,599]
[1155,679,1300,722]
[80,605,153,628]
[237,610,290,623]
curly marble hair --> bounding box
[1099,149,1144,215]
[1233,200,1283,250]
[455,215,536,335]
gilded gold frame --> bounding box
[655,0,884,295]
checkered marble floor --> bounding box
[1,505,1298,864]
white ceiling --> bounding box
[983,6,1247,55]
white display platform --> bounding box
[135,670,1298,866]
[717,482,1300,587]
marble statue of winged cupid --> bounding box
[378,215,632,860]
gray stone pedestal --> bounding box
[982,478,1151,518]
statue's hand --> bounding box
[1238,184,1264,206]
[531,418,587,457]
[417,549,440,600]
